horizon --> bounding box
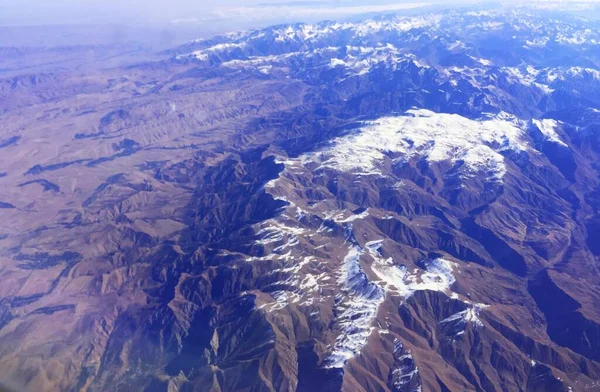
[4,0,589,27]
[1,0,443,27]
[2,0,599,49]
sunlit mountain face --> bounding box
[2,3,600,392]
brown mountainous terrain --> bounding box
[2,7,600,392]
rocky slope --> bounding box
[1,5,600,392]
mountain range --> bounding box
[1,5,600,392]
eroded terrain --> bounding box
[2,8,600,392]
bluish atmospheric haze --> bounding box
[2,0,476,27]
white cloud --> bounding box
[2,0,437,26]
[208,2,431,22]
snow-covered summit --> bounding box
[303,109,526,182]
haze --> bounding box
[0,0,463,48]
[2,0,474,27]
[1,1,596,50]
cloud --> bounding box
[209,2,430,19]
[4,0,594,28]
[1,0,435,26]
[183,1,437,29]
[527,0,600,9]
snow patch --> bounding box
[440,304,487,329]
[367,241,457,297]
[390,339,421,391]
[326,244,385,368]
[308,109,525,181]
[325,208,370,223]
[532,119,567,147]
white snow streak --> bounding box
[532,119,567,147]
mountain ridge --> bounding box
[1,6,600,391]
